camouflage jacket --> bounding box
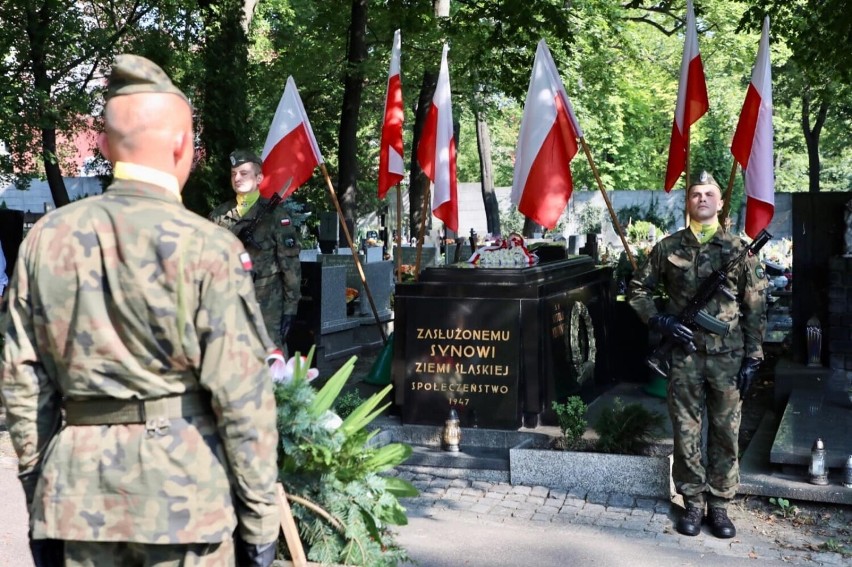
[209,196,301,315]
[627,227,768,358]
[0,180,280,545]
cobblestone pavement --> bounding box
[392,469,851,566]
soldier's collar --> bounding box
[113,161,181,201]
[689,219,719,244]
[235,190,260,217]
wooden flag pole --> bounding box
[276,483,307,567]
[684,148,691,227]
[395,183,403,281]
[319,164,387,343]
[580,137,637,271]
[413,183,430,282]
[719,160,738,231]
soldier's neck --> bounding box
[113,161,181,201]
[235,190,260,217]
[689,218,719,244]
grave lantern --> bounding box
[442,408,461,452]
[808,438,829,485]
[843,455,852,489]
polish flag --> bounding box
[664,0,709,191]
[378,29,404,199]
[731,17,774,239]
[417,44,458,232]
[259,76,323,199]
[510,40,583,230]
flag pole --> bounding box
[395,183,403,281]
[684,148,691,227]
[580,138,636,271]
[719,160,738,230]
[413,183,430,282]
[319,164,387,343]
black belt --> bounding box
[64,392,211,426]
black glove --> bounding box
[649,314,694,345]
[235,536,276,567]
[29,535,64,567]
[736,357,761,396]
[279,314,296,345]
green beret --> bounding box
[229,150,263,168]
[106,54,188,104]
[689,170,720,190]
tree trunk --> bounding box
[474,107,500,236]
[433,0,450,18]
[408,70,438,241]
[26,3,69,208]
[190,0,251,213]
[337,0,368,246]
[241,0,260,32]
[801,88,829,193]
[42,129,69,208]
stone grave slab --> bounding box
[770,387,852,469]
[399,245,438,271]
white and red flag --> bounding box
[259,76,323,199]
[510,39,583,230]
[731,16,774,238]
[378,29,404,199]
[417,44,458,232]
[664,0,709,191]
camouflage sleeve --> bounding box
[275,211,301,316]
[195,237,280,545]
[0,236,63,505]
[738,251,769,359]
[627,241,664,325]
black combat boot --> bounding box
[707,507,736,538]
[676,505,704,536]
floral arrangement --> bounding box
[272,347,416,565]
[468,233,538,267]
[759,237,792,270]
[395,264,417,283]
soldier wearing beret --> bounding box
[628,172,767,540]
[209,150,301,353]
[0,55,279,566]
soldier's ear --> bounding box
[97,132,112,162]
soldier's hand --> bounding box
[736,357,761,396]
[279,314,296,344]
[649,314,693,345]
[235,537,276,567]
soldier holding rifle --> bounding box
[628,172,768,539]
[210,150,301,353]
[1,55,279,566]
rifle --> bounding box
[235,178,293,250]
[646,229,772,377]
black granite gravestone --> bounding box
[392,257,614,429]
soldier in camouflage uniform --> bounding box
[0,55,279,566]
[209,151,301,353]
[628,172,767,539]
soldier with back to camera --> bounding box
[0,55,280,567]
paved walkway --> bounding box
[392,469,851,566]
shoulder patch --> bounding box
[240,252,253,272]
[755,264,765,279]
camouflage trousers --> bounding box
[668,348,743,510]
[254,275,288,351]
[63,539,234,566]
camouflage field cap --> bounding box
[229,150,263,168]
[689,170,721,191]
[106,54,189,104]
